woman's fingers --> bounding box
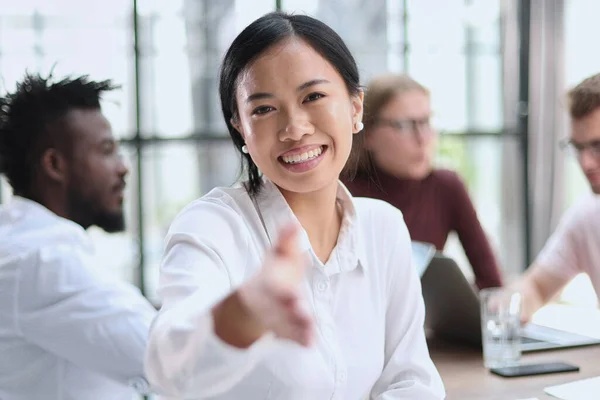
[236,223,314,347]
[268,224,308,287]
[273,224,301,258]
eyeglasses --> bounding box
[374,117,433,135]
[559,139,600,159]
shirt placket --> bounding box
[312,260,348,400]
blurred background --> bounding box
[0,0,598,307]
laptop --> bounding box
[419,253,600,352]
[411,241,437,277]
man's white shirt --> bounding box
[0,197,156,400]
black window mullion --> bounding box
[132,0,146,296]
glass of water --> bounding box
[480,287,522,368]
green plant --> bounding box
[436,135,477,187]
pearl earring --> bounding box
[356,121,364,132]
[241,145,249,154]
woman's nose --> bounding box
[279,114,314,142]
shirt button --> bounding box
[317,281,328,292]
[337,371,347,383]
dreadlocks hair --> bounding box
[0,72,119,197]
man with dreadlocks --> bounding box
[0,73,156,399]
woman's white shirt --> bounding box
[145,179,445,400]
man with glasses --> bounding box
[518,72,600,322]
[0,73,156,399]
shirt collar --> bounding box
[336,181,369,273]
[4,196,93,251]
[253,179,367,274]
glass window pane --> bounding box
[0,0,134,139]
[565,0,600,88]
[85,148,139,285]
[142,141,240,304]
[137,1,194,138]
[138,0,275,138]
[436,134,523,281]
[411,53,467,132]
[407,0,502,133]
[407,0,466,52]
[282,0,392,82]
[468,54,503,131]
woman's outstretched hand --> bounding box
[213,224,314,348]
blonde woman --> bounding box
[344,74,503,290]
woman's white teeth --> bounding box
[282,146,323,164]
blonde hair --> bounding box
[568,73,600,120]
[353,73,429,174]
[362,74,429,132]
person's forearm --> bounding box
[455,211,504,289]
[474,261,503,289]
[463,244,503,289]
[512,278,545,323]
[212,290,267,348]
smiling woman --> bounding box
[219,15,364,197]
[145,11,445,400]
[231,38,362,197]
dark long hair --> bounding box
[218,11,363,195]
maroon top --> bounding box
[344,167,503,289]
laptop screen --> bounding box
[411,241,436,277]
